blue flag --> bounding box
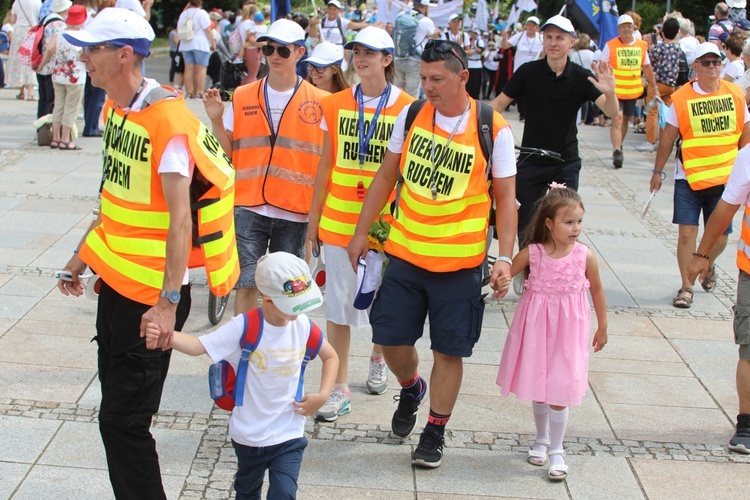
[271,0,292,21]
[566,0,619,48]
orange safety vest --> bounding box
[672,79,745,190]
[318,86,415,247]
[738,199,750,273]
[79,91,239,306]
[608,37,648,100]
[385,98,509,272]
[231,78,328,213]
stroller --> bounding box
[209,36,247,101]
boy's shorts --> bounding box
[370,254,485,357]
[734,271,750,360]
[619,98,637,117]
[672,180,732,234]
[234,208,306,288]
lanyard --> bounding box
[99,79,147,196]
[355,84,390,198]
[429,100,470,200]
[262,76,301,144]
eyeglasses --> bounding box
[698,59,722,67]
[307,64,329,74]
[81,44,119,54]
[424,39,466,70]
[262,45,292,59]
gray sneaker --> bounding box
[729,413,750,454]
[613,149,624,169]
[366,357,389,395]
[315,388,351,422]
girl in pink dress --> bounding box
[495,185,608,482]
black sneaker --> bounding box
[391,376,426,438]
[613,149,624,169]
[411,427,444,468]
[729,413,750,454]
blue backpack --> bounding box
[393,11,423,58]
[0,31,9,53]
[208,307,323,411]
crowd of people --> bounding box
[0,0,736,498]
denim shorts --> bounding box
[734,271,750,360]
[181,49,210,67]
[234,208,307,288]
[672,179,732,234]
[369,254,485,357]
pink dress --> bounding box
[496,242,591,407]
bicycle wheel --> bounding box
[208,292,230,325]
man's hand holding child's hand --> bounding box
[492,274,512,299]
[144,322,171,350]
[293,392,328,417]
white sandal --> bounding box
[547,449,568,481]
[527,439,549,466]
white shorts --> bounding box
[324,244,371,328]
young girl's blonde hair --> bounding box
[523,186,584,246]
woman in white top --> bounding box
[6,0,41,99]
[482,40,499,100]
[239,7,267,85]
[503,16,542,120]
[177,0,215,99]
[721,32,746,83]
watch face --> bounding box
[168,290,181,304]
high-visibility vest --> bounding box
[79,92,239,306]
[318,86,415,247]
[231,78,328,214]
[672,80,745,190]
[738,202,750,274]
[385,98,509,272]
[608,37,648,100]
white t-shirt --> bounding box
[238,19,266,45]
[199,314,313,447]
[222,80,309,223]
[508,31,542,71]
[413,16,436,57]
[483,49,499,71]
[177,7,211,53]
[12,0,40,29]
[387,105,517,179]
[722,144,750,207]
[444,31,469,47]
[680,36,700,65]
[571,49,595,71]
[319,15,350,46]
[666,80,750,180]
[467,38,485,69]
[722,58,745,82]
[319,84,404,132]
[115,0,146,17]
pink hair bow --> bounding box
[549,182,567,190]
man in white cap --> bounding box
[313,0,370,49]
[204,19,329,318]
[650,42,750,310]
[57,7,238,498]
[392,0,440,98]
[602,13,658,168]
[490,15,617,272]
[502,15,542,120]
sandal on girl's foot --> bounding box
[50,140,60,149]
[701,266,717,293]
[547,450,568,481]
[673,287,693,309]
[59,141,82,151]
[186,93,194,99]
[527,439,549,466]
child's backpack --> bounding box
[393,11,423,58]
[208,307,324,411]
[177,12,197,42]
[18,15,59,70]
[0,31,10,53]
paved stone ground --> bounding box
[1,53,749,499]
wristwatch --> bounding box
[160,289,181,304]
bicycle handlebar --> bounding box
[515,146,564,162]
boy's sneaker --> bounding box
[411,427,444,468]
[366,357,389,395]
[315,388,351,422]
[391,376,426,438]
[729,413,750,454]
[613,149,624,169]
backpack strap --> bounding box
[476,100,494,178]
[143,87,179,108]
[336,16,345,44]
[394,99,428,219]
[233,307,264,407]
[295,319,324,402]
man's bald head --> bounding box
[716,3,730,19]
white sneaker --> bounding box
[635,142,657,153]
[315,387,351,422]
[366,357,389,395]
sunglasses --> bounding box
[82,44,119,54]
[307,64,329,74]
[424,39,466,70]
[262,44,293,58]
[698,59,722,67]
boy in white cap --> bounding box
[204,19,329,319]
[146,252,338,499]
[58,8,239,498]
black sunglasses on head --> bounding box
[424,39,466,70]
[262,44,293,58]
